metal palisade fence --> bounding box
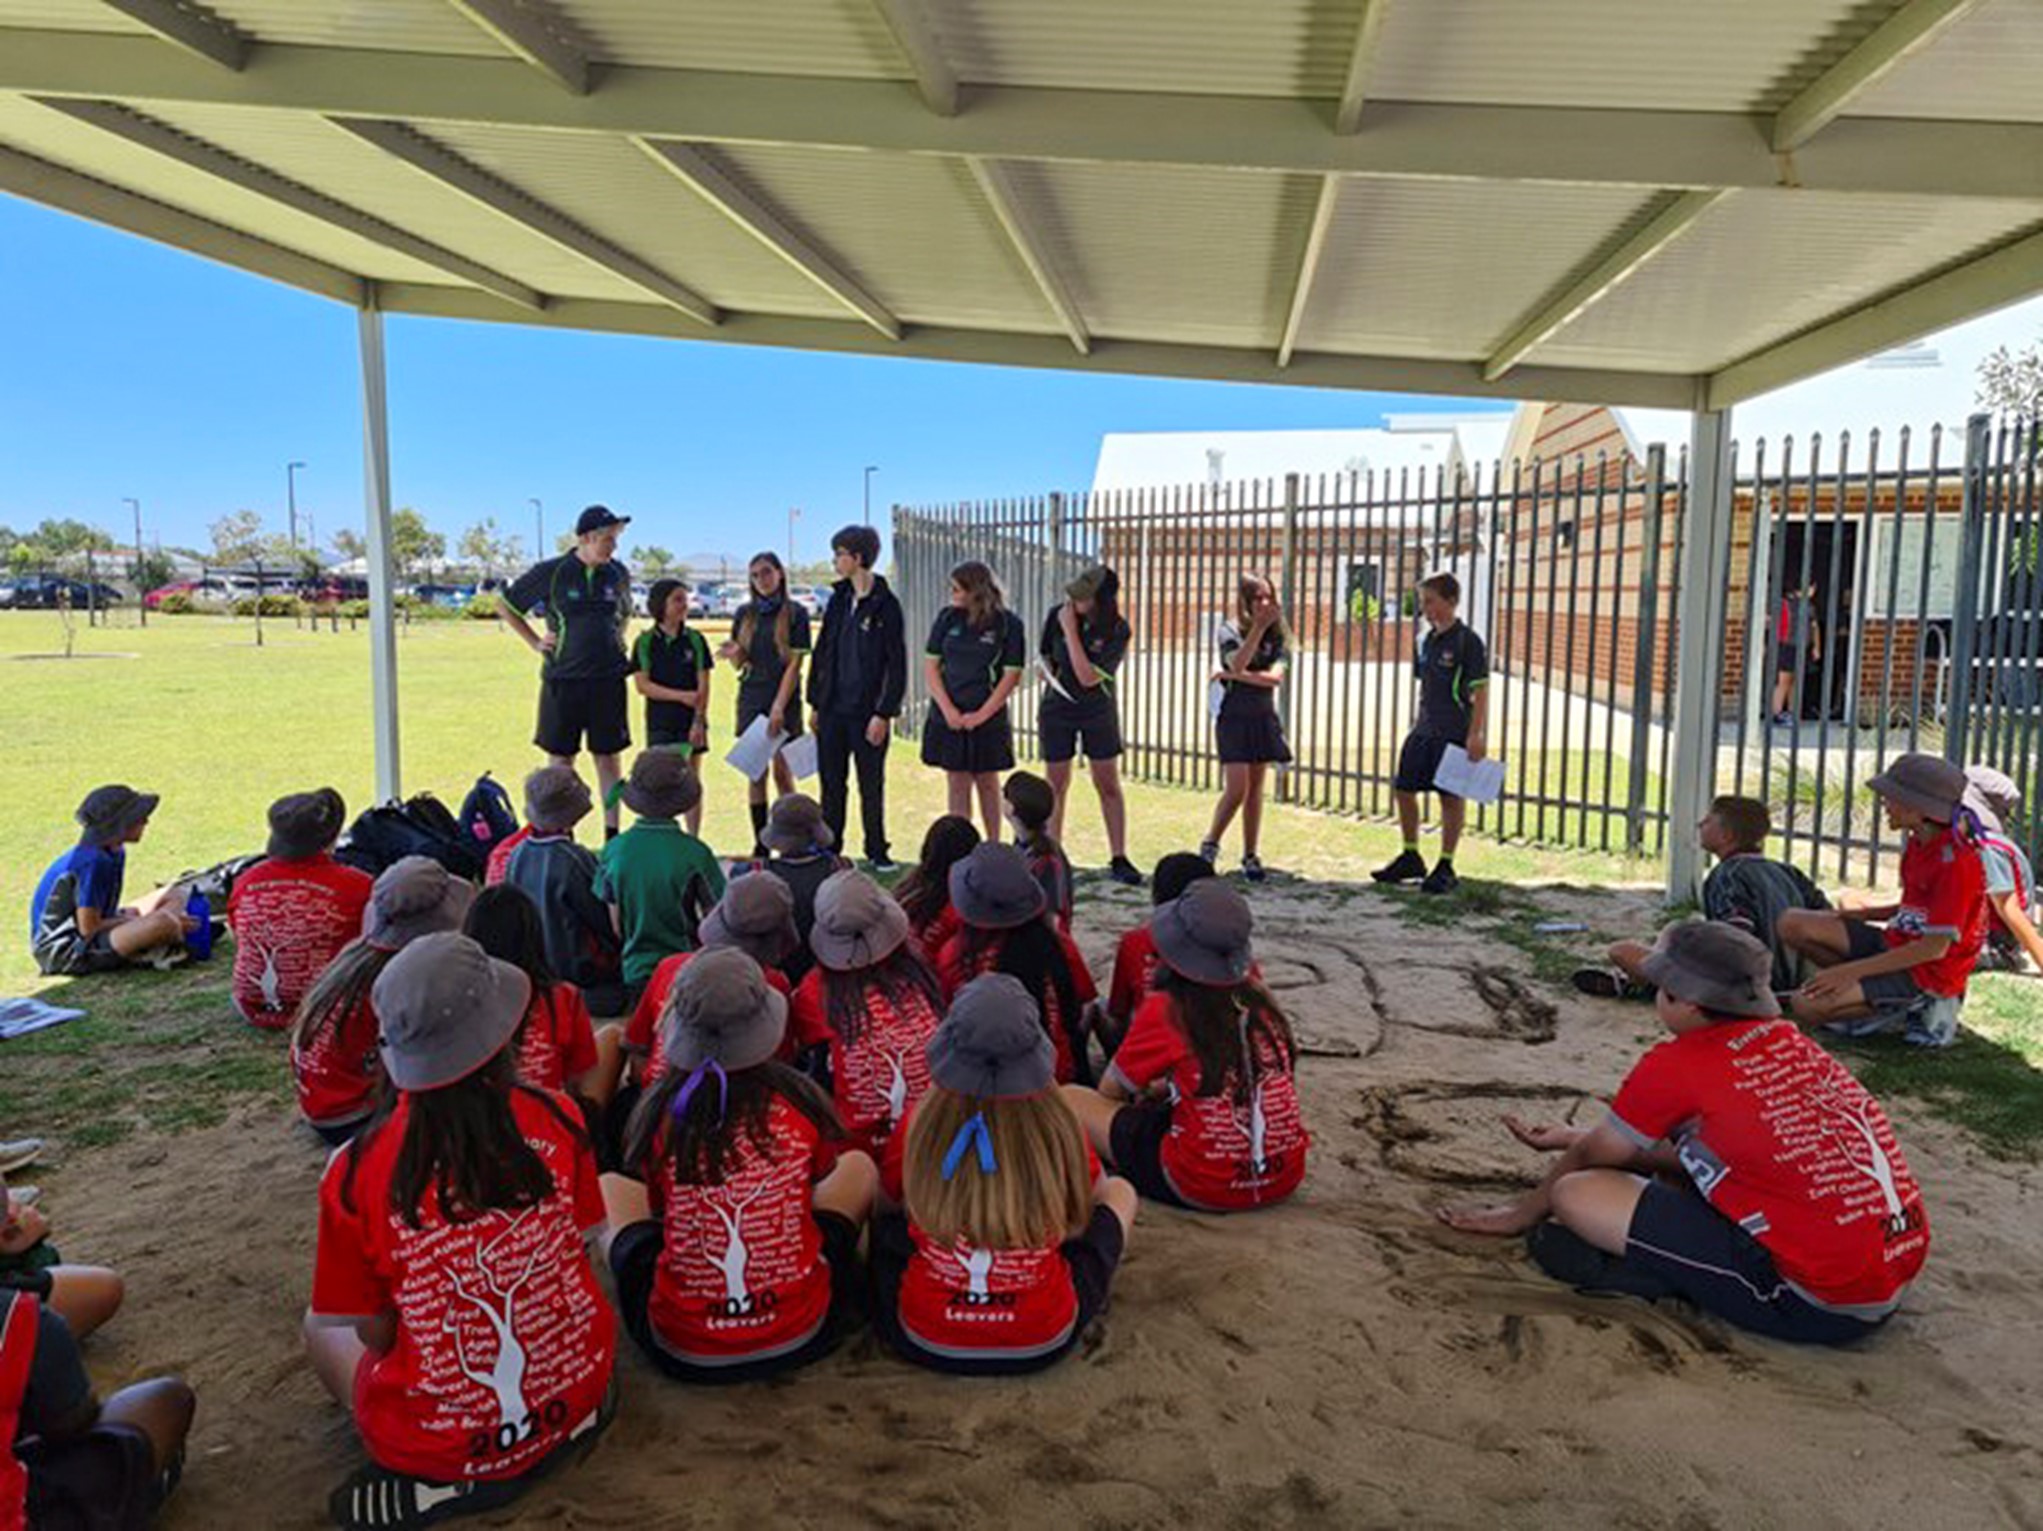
[897,410,2039,885]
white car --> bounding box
[787,584,826,618]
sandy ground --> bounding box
[48,880,2043,1529]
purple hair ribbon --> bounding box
[672,1059,729,1125]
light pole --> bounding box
[787,505,800,567]
[863,465,878,526]
[287,460,306,549]
[529,497,543,558]
[123,497,144,627]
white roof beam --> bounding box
[97,0,247,71]
[1770,0,1986,153]
[35,98,546,309]
[869,0,957,117]
[330,117,718,326]
[5,32,2043,201]
[1484,188,1728,381]
[1706,220,2043,410]
[1276,175,1342,368]
[441,0,590,96]
[1333,0,1392,134]
[0,142,362,302]
[965,157,1088,355]
[634,138,898,339]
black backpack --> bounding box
[458,771,520,853]
[337,793,484,880]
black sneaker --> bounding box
[1420,863,1459,896]
[1242,854,1268,883]
[866,856,900,875]
[1571,966,1623,998]
[1198,839,1220,865]
[1108,856,1145,887]
[1371,850,1427,884]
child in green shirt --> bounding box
[594,751,726,1005]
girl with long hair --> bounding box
[1039,565,1141,885]
[304,932,616,1526]
[719,551,811,855]
[600,948,876,1383]
[463,884,622,1107]
[632,579,713,837]
[891,814,980,956]
[920,560,1026,840]
[1203,573,1291,882]
[871,973,1136,1375]
[1064,880,1309,1212]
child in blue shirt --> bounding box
[29,786,192,976]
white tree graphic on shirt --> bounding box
[881,1049,909,1129]
[256,945,284,1014]
[442,1207,543,1429]
[704,1184,770,1306]
[1809,1077,1905,1223]
[959,1245,994,1299]
[1228,1014,1271,1176]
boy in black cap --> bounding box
[1373,572,1488,896]
[806,524,906,871]
[502,505,635,838]
[29,785,192,975]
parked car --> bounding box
[302,574,369,603]
[787,584,826,618]
[9,576,124,610]
[407,582,476,608]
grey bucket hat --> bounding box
[762,792,834,854]
[373,931,531,1092]
[948,842,1047,929]
[1963,764,2021,837]
[810,868,910,971]
[1152,879,1255,987]
[622,749,701,820]
[1065,565,1108,603]
[267,787,346,860]
[927,973,1054,1098]
[662,947,788,1075]
[1867,752,1968,823]
[1637,920,1780,1019]
[699,871,798,962]
[523,764,592,832]
[75,784,159,845]
[363,855,475,951]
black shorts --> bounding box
[1827,923,1960,1046]
[32,925,123,978]
[1395,731,1464,795]
[1039,693,1121,764]
[536,676,631,757]
[1215,710,1291,766]
[609,1209,861,1384]
[1107,1100,1192,1210]
[1776,645,1802,675]
[21,1422,170,1526]
[921,710,1015,774]
[736,690,804,741]
[868,1208,1123,1376]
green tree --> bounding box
[209,509,266,564]
[29,518,113,557]
[636,544,675,578]
[457,517,518,580]
[330,527,367,563]
[1977,338,2043,420]
[390,507,445,580]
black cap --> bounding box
[575,504,630,536]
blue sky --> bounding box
[0,193,1506,566]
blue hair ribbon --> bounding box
[672,1059,729,1125]
[941,1110,997,1181]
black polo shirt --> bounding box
[1414,620,1488,739]
[1040,602,1131,698]
[631,624,713,740]
[925,607,1026,711]
[1216,622,1285,720]
[734,596,812,708]
[506,554,633,682]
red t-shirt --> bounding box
[0,1292,34,1531]
[1886,828,1988,996]
[485,826,533,888]
[910,901,961,961]
[934,927,1099,1084]
[1108,992,1309,1211]
[879,1108,1101,1361]
[310,1089,616,1483]
[228,854,374,1030]
[292,994,382,1129]
[1610,1020,1929,1311]
[788,968,942,1157]
[514,985,599,1093]
[1022,841,1074,934]
[641,1096,836,1364]
[627,951,792,1083]
[1106,925,1159,1024]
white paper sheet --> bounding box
[1036,656,1074,702]
[0,997,84,1041]
[780,732,820,780]
[723,714,781,782]
[1434,744,1506,804]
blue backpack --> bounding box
[458,772,520,853]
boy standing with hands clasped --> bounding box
[1373,573,1487,896]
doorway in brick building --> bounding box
[1773,519,1861,723]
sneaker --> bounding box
[1571,966,1625,998]
[1241,854,1267,883]
[144,945,189,971]
[1772,711,1793,727]
[1108,856,1145,888]
[5,1185,39,1210]
[1420,863,1459,896]
[0,1140,42,1176]
[329,1465,526,1530]
[866,856,900,876]
[1198,840,1220,865]
[1370,850,1427,884]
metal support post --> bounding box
[1944,413,1992,765]
[358,305,403,801]
[1276,473,1301,803]
[1665,409,1736,902]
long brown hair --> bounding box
[624,1059,840,1185]
[894,814,980,930]
[902,1086,1092,1249]
[961,922,1080,1038]
[734,552,793,664]
[822,945,944,1047]
[950,560,1004,633]
[1156,968,1296,1104]
[1235,573,1290,647]
[294,939,394,1050]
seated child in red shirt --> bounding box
[304,932,616,1527]
[891,814,980,959]
[290,858,473,1145]
[1780,752,1989,1047]
[1001,771,1073,933]
[873,974,1136,1375]
[624,872,799,1090]
[790,870,946,1158]
[1097,852,1219,1053]
[1440,921,1929,1345]
[1065,880,1309,1212]
[599,948,875,1384]
[935,843,1098,1084]
[230,788,373,1028]
[464,885,621,1111]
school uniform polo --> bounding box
[920,607,1026,774]
[1213,623,1292,766]
[1394,619,1489,793]
[630,624,714,749]
[28,843,126,976]
[506,553,635,756]
[1701,853,1830,994]
[593,819,726,986]
[1038,602,1131,764]
[733,598,812,738]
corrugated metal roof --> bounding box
[205,0,508,56]
[561,0,907,76]
[1298,179,1658,361]
[1530,190,2043,373]
[1844,0,2043,123]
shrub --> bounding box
[232,593,305,618]
[156,592,195,615]
[464,593,500,620]
[336,599,370,620]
